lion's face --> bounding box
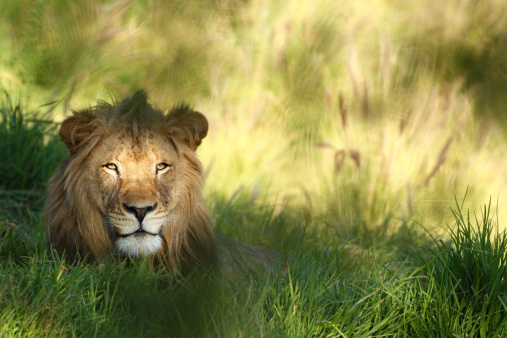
[89,132,183,257]
[45,91,215,269]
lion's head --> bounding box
[44,90,218,275]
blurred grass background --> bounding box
[0,0,506,235]
[1,0,507,335]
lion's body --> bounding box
[44,91,218,275]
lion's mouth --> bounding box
[119,228,159,238]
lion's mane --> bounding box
[44,90,218,276]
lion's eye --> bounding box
[156,163,171,173]
[103,163,118,171]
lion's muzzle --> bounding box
[113,202,163,256]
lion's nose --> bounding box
[123,203,158,224]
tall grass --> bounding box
[420,196,507,334]
[0,193,506,336]
[1,0,506,229]
[0,95,505,335]
[0,91,66,215]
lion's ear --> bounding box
[60,111,96,156]
[167,104,208,151]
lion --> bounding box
[44,90,283,278]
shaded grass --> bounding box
[417,195,507,336]
[396,0,507,120]
[1,196,506,336]
[0,90,66,215]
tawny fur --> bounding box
[44,90,218,276]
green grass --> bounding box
[1,0,507,336]
[1,192,506,336]
[416,196,507,336]
[0,90,66,216]
[0,106,505,335]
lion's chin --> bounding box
[115,235,162,257]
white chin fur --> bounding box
[116,235,162,257]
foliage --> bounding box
[0,0,506,227]
[0,91,66,215]
[418,196,507,336]
[0,195,507,336]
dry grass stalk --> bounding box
[399,109,413,135]
[339,92,347,129]
[315,142,333,149]
[425,135,454,187]
[315,143,360,173]
[334,150,346,173]
[349,150,361,168]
